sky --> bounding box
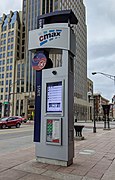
[0,0,115,101]
[0,1,22,16]
[84,0,115,101]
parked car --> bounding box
[16,116,27,123]
[0,116,21,129]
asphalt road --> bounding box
[0,124,34,156]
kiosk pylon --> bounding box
[29,10,78,166]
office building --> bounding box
[0,11,25,117]
[93,93,109,121]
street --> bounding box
[0,124,34,156]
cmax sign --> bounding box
[29,24,69,51]
[39,29,62,46]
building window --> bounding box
[50,0,53,12]
[12,23,14,28]
[17,87,20,93]
[11,37,14,42]
[42,0,45,14]
[2,26,6,31]
[2,67,4,71]
[3,46,6,51]
[7,59,10,64]
[10,65,12,70]
[3,53,5,58]
[0,95,3,100]
[7,52,10,57]
[9,80,12,85]
[4,33,6,38]
[11,44,13,49]
[10,72,12,77]
[8,38,10,43]
[21,87,24,92]
[6,66,9,70]
[8,45,10,50]
[3,60,5,65]
[11,31,14,35]
[6,80,8,85]
[10,58,13,63]
[6,87,8,92]
[46,0,49,13]
[4,40,6,44]
[17,52,19,57]
[17,64,20,71]
[11,51,13,56]
[5,95,8,100]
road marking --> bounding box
[0,126,33,135]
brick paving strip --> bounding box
[1,128,115,179]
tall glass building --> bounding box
[22,0,87,120]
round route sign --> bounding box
[32,52,47,71]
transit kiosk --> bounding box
[28,10,78,166]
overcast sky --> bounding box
[0,1,22,16]
[84,0,115,101]
[0,0,115,101]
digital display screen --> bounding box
[46,81,62,112]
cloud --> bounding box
[84,0,115,100]
[0,0,22,16]
[88,39,115,60]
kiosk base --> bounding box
[36,157,73,167]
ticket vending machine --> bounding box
[29,10,78,166]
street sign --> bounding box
[3,102,9,105]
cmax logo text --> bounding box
[39,29,62,46]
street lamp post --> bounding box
[88,93,96,133]
[7,82,11,117]
[93,97,96,133]
[92,72,115,85]
[7,79,22,117]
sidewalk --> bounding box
[76,120,115,129]
[1,126,115,179]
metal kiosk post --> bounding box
[28,10,78,166]
[102,105,111,130]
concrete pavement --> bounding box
[1,123,115,179]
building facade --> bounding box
[93,93,109,121]
[87,78,93,121]
[22,0,87,120]
[0,11,25,117]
